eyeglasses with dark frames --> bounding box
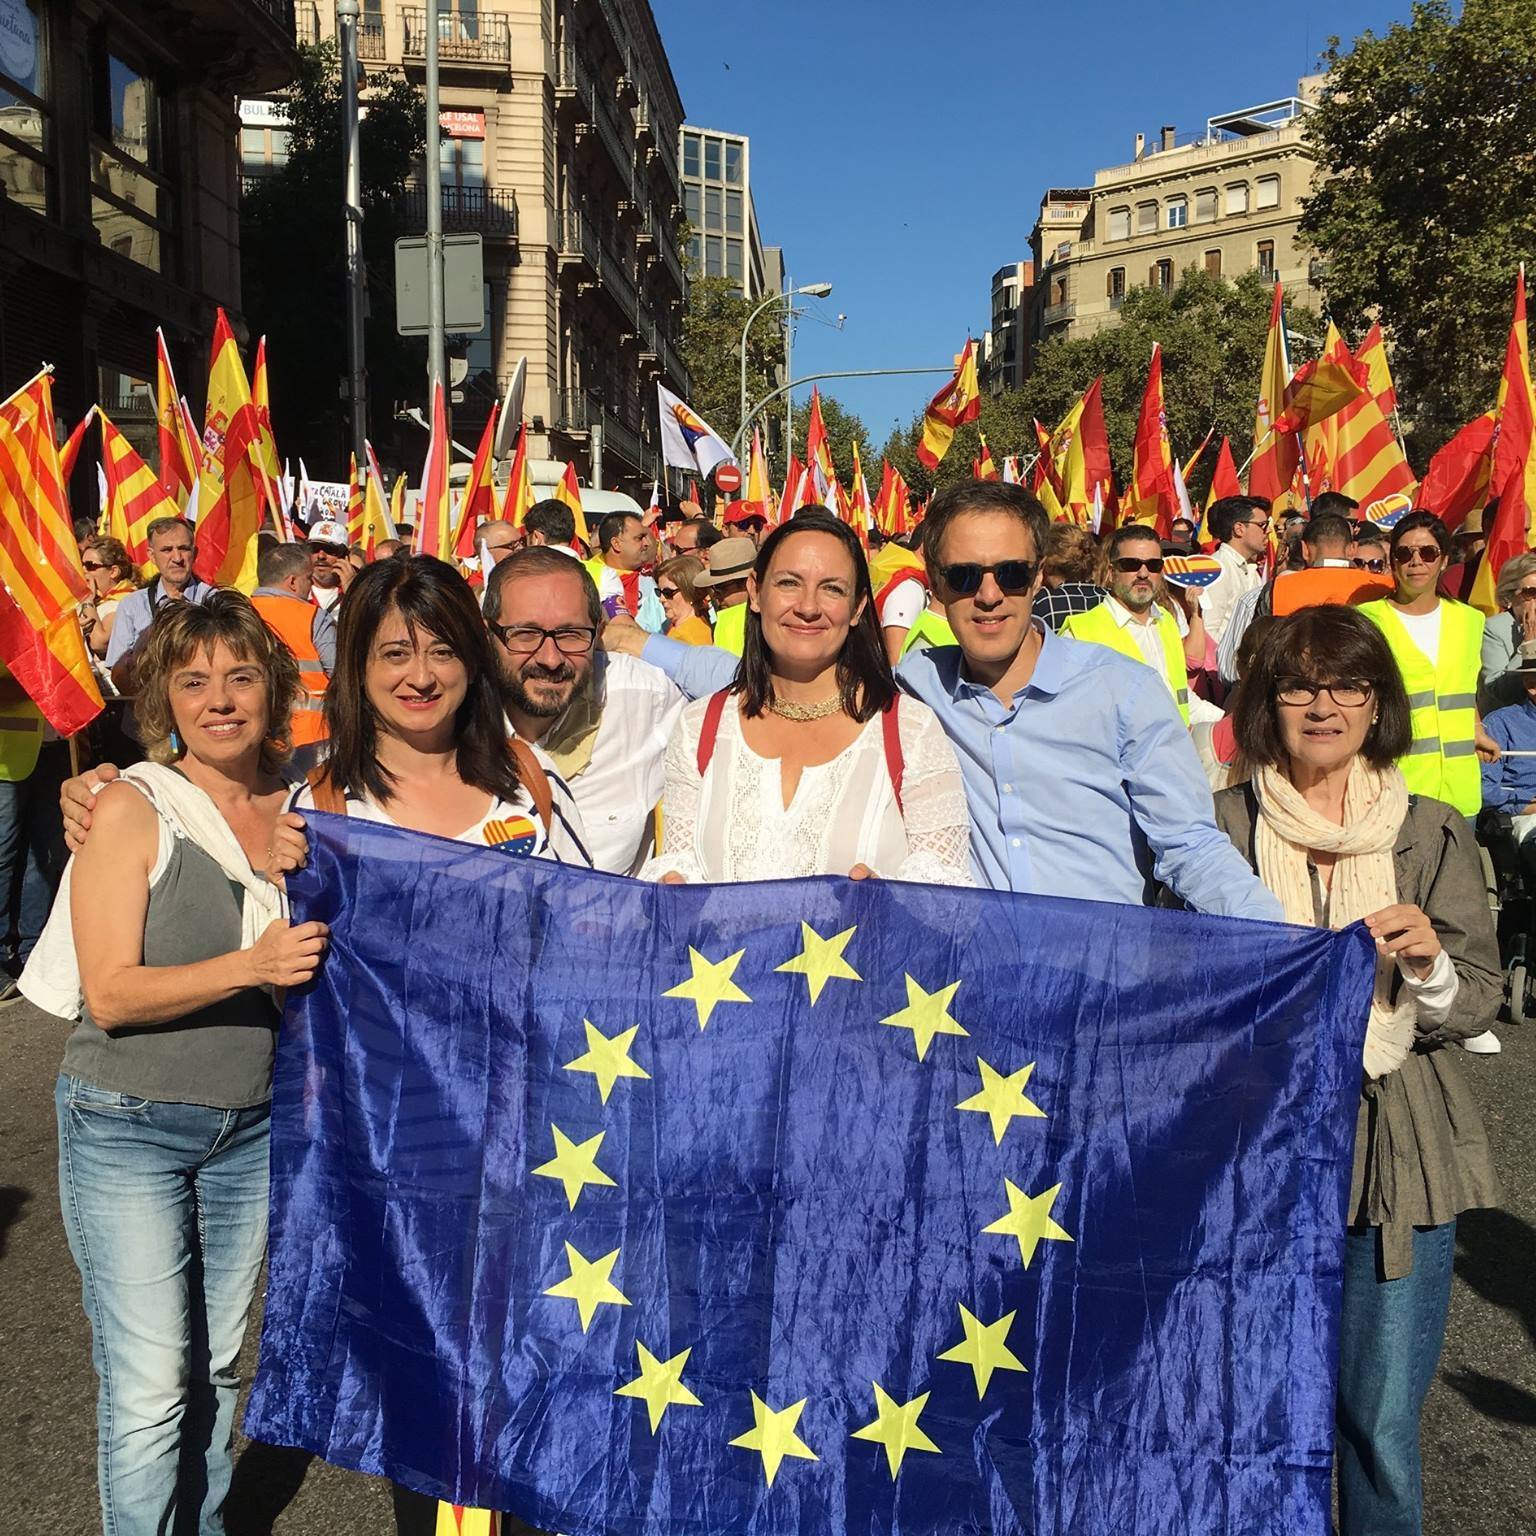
[1276,678,1374,708]
[488,622,597,656]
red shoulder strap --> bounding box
[696,689,730,777]
[508,738,555,832]
[881,698,905,816]
[306,766,347,815]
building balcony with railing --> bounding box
[401,6,511,65]
[397,182,518,238]
[1041,299,1076,328]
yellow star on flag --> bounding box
[663,946,751,1030]
[563,1020,651,1103]
[955,1058,1046,1144]
[982,1179,1074,1269]
[727,1392,818,1487]
[880,974,968,1061]
[936,1305,1028,1397]
[614,1342,702,1432]
[531,1124,617,1209]
[850,1382,941,1478]
[542,1241,630,1332]
[775,922,862,1004]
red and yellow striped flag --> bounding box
[501,423,534,527]
[192,310,263,591]
[99,410,179,568]
[413,380,454,561]
[916,339,980,471]
[1356,321,1398,416]
[453,405,500,560]
[345,452,365,549]
[1473,270,1536,609]
[155,328,199,508]
[0,372,104,734]
[554,460,589,544]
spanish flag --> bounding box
[252,335,282,484]
[362,445,396,558]
[916,339,980,471]
[454,405,500,560]
[155,328,200,508]
[848,439,872,536]
[501,423,534,527]
[1416,412,1495,531]
[99,409,179,568]
[391,472,407,537]
[804,388,837,497]
[192,310,262,591]
[972,429,1000,482]
[1126,344,1178,535]
[0,371,104,735]
[1199,436,1243,547]
[745,427,773,513]
[1473,271,1536,611]
[554,460,589,544]
[1249,282,1298,506]
[413,379,454,561]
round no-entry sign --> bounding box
[714,462,743,493]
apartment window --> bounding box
[703,185,720,230]
[724,189,742,235]
[1052,275,1067,305]
[1225,182,1248,216]
[683,183,700,223]
[1150,258,1173,291]
[705,234,722,277]
[1256,240,1276,276]
[439,135,484,192]
[723,140,742,185]
[688,234,701,271]
[239,126,265,165]
[89,44,169,273]
[725,238,743,283]
[1194,188,1217,223]
[1204,249,1222,276]
[703,136,720,180]
[1107,207,1130,241]
[1137,200,1158,234]
[0,0,49,219]
[1166,196,1187,229]
[682,133,699,178]
[1255,174,1281,210]
[1107,267,1126,299]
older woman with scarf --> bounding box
[1214,604,1500,1536]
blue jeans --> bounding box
[56,1074,271,1536]
[1336,1220,1456,1536]
[0,740,68,966]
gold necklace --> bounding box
[768,692,844,721]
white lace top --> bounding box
[642,692,974,886]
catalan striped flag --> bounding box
[916,339,980,471]
[848,440,872,537]
[454,405,501,560]
[155,329,200,508]
[0,371,104,735]
[1125,344,1178,535]
[99,410,179,567]
[345,453,365,549]
[501,423,534,527]
[192,311,263,591]
[1332,385,1416,515]
[413,380,454,561]
[1356,322,1398,416]
[1473,270,1536,610]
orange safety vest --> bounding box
[251,593,328,746]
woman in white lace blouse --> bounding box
[643,509,973,886]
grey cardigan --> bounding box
[1213,783,1502,1279]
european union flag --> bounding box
[247,814,1376,1535]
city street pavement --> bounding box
[3,993,1533,1534]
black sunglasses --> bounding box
[1112,556,1164,574]
[1352,556,1387,572]
[938,560,1036,596]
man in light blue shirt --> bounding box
[613,485,1281,919]
[105,516,215,692]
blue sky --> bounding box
[653,0,1416,448]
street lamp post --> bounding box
[738,280,832,460]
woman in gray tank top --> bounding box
[51,592,329,1536]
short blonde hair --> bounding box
[1496,551,1536,611]
[134,590,301,768]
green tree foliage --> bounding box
[880,270,1319,503]
[679,274,785,453]
[240,43,426,471]
[1299,0,1536,456]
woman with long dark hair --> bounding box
[290,555,590,864]
[643,508,971,884]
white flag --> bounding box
[656,384,734,478]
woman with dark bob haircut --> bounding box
[290,555,591,864]
[1215,603,1501,1536]
[643,508,972,884]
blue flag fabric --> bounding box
[246,814,1376,1535]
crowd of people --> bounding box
[6,477,1519,1536]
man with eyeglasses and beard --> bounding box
[484,547,684,875]
[611,484,1280,916]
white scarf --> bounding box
[1253,760,1416,1080]
[20,763,285,1022]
